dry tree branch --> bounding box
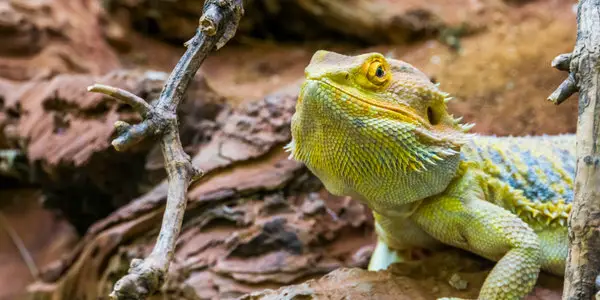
[87,1,244,299]
[547,0,600,299]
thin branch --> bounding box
[113,119,156,151]
[86,1,244,299]
[551,52,572,72]
[548,0,600,299]
[0,211,39,279]
[88,84,152,116]
[548,51,577,105]
[548,74,577,105]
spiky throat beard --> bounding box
[286,79,472,210]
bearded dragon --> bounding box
[285,50,573,300]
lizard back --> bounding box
[461,134,575,227]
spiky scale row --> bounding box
[482,174,571,229]
[464,135,575,230]
[449,114,475,132]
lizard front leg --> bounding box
[411,195,541,300]
[369,210,443,271]
[369,238,406,271]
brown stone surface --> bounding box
[26,83,377,300]
[0,0,119,81]
[198,0,579,136]
[0,189,78,300]
[241,251,563,300]
[0,69,225,233]
[389,0,579,136]
[104,0,495,45]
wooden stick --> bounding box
[548,1,600,299]
[87,1,244,298]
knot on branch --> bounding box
[87,84,177,151]
[200,0,244,50]
[548,52,579,105]
[109,258,164,300]
[552,53,572,72]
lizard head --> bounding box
[286,50,474,208]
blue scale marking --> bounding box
[554,147,576,177]
[477,143,573,204]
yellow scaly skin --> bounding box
[286,50,573,300]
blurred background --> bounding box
[0,0,577,299]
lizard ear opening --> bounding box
[427,107,440,125]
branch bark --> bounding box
[548,1,600,299]
[87,1,244,299]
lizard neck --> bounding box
[288,93,464,210]
[287,71,469,212]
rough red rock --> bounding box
[0,189,78,300]
[0,69,225,233]
[372,0,579,136]
[0,0,119,81]
[26,82,376,299]
[104,0,494,45]
[240,251,563,300]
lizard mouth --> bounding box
[306,78,429,127]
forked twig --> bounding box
[548,52,577,106]
[87,1,244,299]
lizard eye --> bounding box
[366,60,388,85]
[375,66,385,78]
